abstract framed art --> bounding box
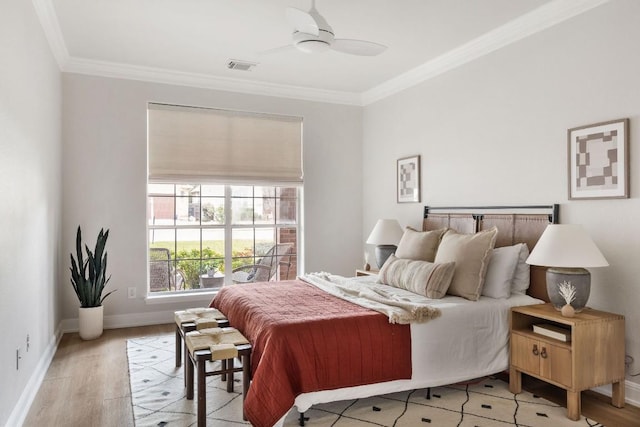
[568,118,629,200]
[397,155,421,203]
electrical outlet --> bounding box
[128,287,136,299]
[626,354,634,368]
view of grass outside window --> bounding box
[148,183,298,293]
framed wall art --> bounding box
[568,118,629,200]
[397,155,421,203]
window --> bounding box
[148,183,298,293]
[147,103,302,295]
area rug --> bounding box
[127,334,604,427]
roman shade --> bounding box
[148,103,303,184]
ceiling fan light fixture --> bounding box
[292,28,334,54]
[296,40,330,53]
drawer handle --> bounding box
[532,344,539,356]
[541,347,548,359]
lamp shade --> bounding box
[526,224,608,268]
[366,219,403,245]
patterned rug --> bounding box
[127,334,604,427]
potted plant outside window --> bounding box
[69,226,115,340]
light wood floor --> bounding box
[23,324,640,427]
[23,324,173,427]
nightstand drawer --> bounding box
[540,343,572,388]
[511,333,572,389]
[511,334,540,374]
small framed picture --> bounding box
[568,118,629,200]
[397,155,421,203]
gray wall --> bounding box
[60,74,363,324]
[0,0,62,425]
[362,0,640,388]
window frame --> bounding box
[147,183,300,297]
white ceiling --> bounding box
[34,0,609,105]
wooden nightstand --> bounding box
[509,303,625,420]
[355,269,379,277]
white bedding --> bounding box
[276,275,543,425]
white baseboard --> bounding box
[592,380,640,408]
[6,325,63,427]
[60,310,176,333]
[12,311,174,426]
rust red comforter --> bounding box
[211,280,411,427]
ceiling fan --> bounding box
[266,0,387,56]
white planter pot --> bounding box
[79,306,104,340]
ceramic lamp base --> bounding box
[546,267,590,312]
[374,245,396,269]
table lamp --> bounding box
[366,219,403,269]
[526,224,608,311]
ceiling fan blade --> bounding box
[285,7,319,36]
[260,44,295,55]
[331,39,387,56]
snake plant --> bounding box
[69,226,115,307]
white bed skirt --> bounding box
[274,283,542,426]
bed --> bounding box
[211,204,559,427]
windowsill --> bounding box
[145,289,219,305]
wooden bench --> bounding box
[174,308,229,368]
[185,327,252,426]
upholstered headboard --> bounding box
[422,205,559,302]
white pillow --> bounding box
[482,244,522,299]
[511,243,530,294]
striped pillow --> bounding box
[378,255,456,299]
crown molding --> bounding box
[34,0,609,107]
[63,56,364,106]
[31,0,69,67]
[361,0,611,105]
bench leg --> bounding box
[227,358,234,392]
[242,352,251,421]
[175,325,182,368]
[186,352,194,400]
[183,337,189,387]
[197,357,206,427]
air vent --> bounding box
[227,60,257,71]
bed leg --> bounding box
[298,411,308,426]
[426,387,431,400]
